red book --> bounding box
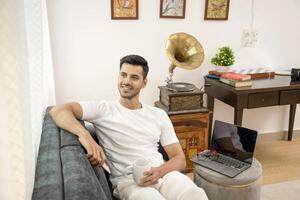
[221,72,251,81]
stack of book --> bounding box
[208,69,275,79]
[219,72,252,87]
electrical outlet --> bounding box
[241,29,258,47]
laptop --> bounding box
[192,120,258,178]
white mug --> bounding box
[123,158,151,185]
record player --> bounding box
[155,85,203,112]
[156,32,205,112]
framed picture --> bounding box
[204,0,230,20]
[111,0,138,20]
[160,0,186,19]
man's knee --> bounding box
[179,187,208,200]
[162,171,196,189]
[129,189,147,200]
[160,171,208,200]
[129,187,165,200]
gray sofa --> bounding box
[32,111,113,200]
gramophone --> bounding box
[155,32,205,113]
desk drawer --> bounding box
[248,92,279,108]
[280,90,300,105]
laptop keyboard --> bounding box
[199,151,246,169]
[210,154,245,168]
[191,150,252,178]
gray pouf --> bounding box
[194,158,262,200]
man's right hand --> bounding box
[78,132,106,166]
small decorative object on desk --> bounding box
[291,68,300,81]
[211,46,235,73]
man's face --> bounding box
[118,63,147,100]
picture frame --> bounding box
[160,0,186,19]
[204,0,230,20]
[111,0,139,20]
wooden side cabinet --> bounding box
[169,111,211,172]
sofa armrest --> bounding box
[32,110,113,200]
[32,113,64,200]
[60,144,111,200]
[60,125,112,200]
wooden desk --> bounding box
[204,76,300,141]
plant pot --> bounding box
[215,66,230,73]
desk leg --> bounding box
[288,104,296,141]
[234,109,243,126]
[207,95,214,148]
[207,95,214,111]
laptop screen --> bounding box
[210,120,258,164]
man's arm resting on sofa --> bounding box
[50,102,106,166]
[140,142,186,186]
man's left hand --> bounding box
[139,167,161,187]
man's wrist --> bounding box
[156,165,166,178]
[78,129,90,137]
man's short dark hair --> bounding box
[120,55,149,78]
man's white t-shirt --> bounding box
[79,100,179,185]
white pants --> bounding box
[114,171,208,200]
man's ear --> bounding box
[142,78,148,88]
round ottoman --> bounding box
[194,158,262,200]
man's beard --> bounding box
[118,85,140,99]
[120,91,139,99]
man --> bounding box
[50,55,208,200]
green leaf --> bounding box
[211,46,235,66]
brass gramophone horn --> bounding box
[166,32,205,79]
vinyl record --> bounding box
[166,82,196,92]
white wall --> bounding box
[47,0,300,134]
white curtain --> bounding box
[0,0,56,199]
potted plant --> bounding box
[211,46,235,72]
